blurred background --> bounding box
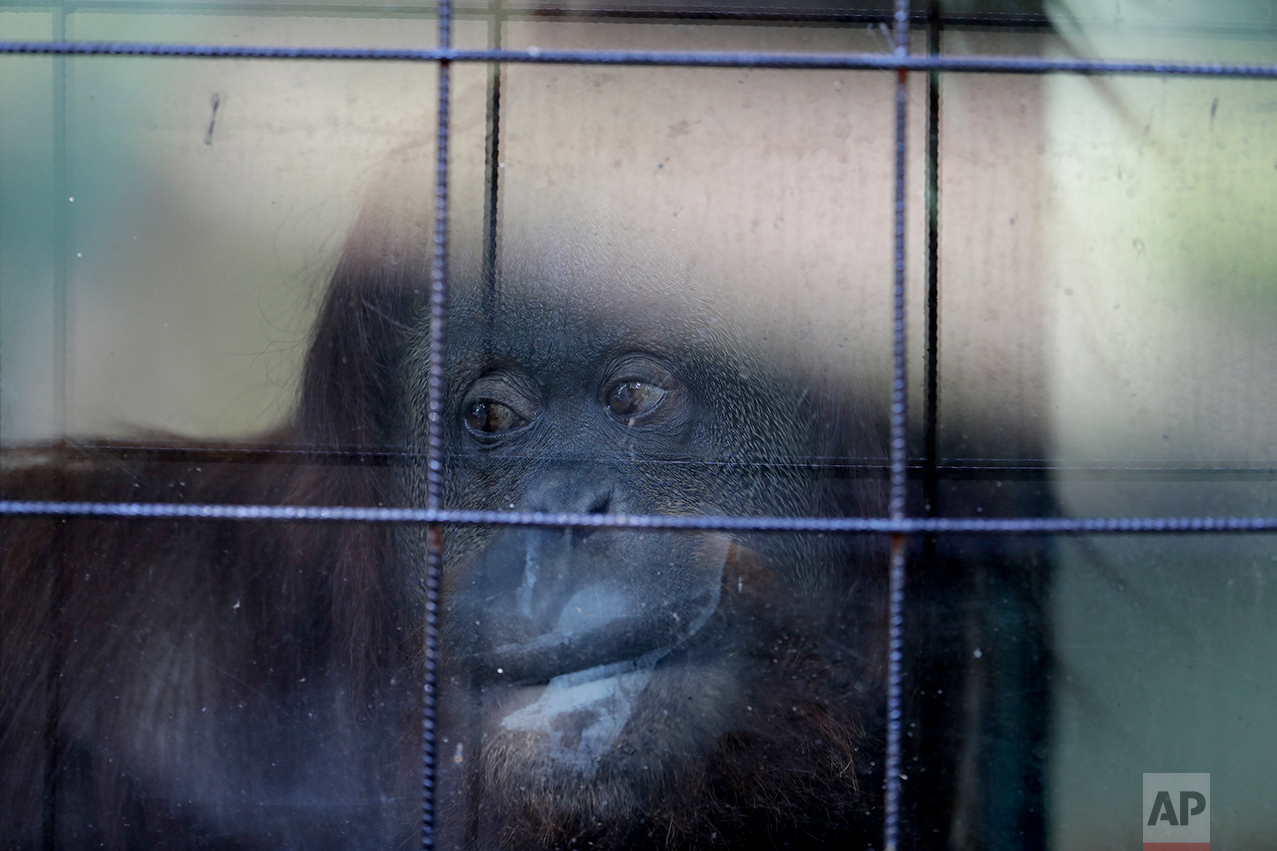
[2,0,1275,847]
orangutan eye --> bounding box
[604,380,667,422]
[464,400,528,435]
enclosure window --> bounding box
[1,2,1275,850]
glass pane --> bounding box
[1,1,1275,850]
[1053,534,1277,851]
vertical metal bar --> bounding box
[885,0,910,850]
[422,0,452,847]
[482,0,504,308]
[888,8,910,523]
[922,0,941,522]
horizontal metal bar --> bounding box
[2,41,1277,77]
[1,499,1275,534]
[4,1,1273,38]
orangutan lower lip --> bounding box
[476,617,670,686]
[477,587,720,686]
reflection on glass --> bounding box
[1,0,1275,849]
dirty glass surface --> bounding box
[1,1,1275,849]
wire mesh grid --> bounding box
[2,3,1277,850]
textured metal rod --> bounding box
[888,16,910,525]
[2,500,1277,535]
[884,0,910,847]
[421,0,451,844]
[3,42,1277,77]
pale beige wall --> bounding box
[1,14,1052,444]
